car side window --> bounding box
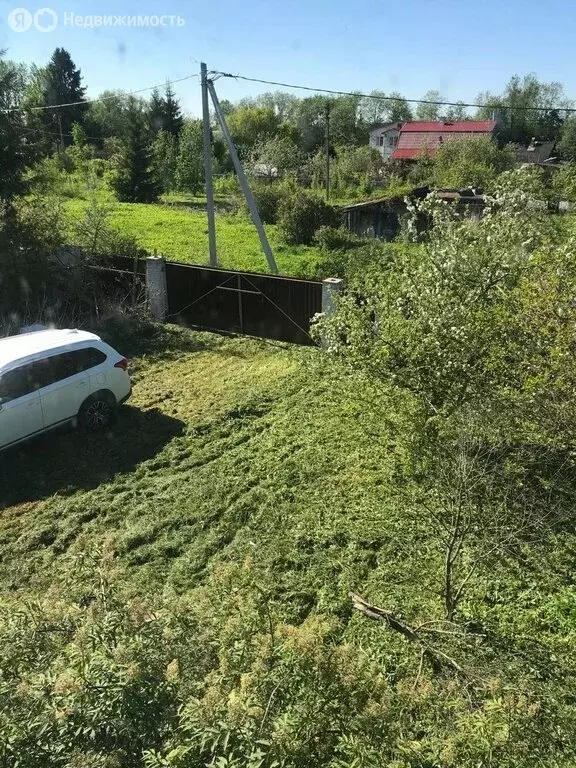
[29,355,71,388]
[0,364,37,403]
[0,348,108,400]
[73,347,107,372]
[31,347,108,388]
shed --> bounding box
[341,187,485,240]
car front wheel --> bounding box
[79,393,117,432]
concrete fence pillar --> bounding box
[322,277,343,316]
[146,255,168,321]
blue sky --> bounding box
[1,0,576,116]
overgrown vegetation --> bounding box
[278,193,340,245]
[429,136,517,190]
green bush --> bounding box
[432,137,517,191]
[213,174,241,198]
[278,194,339,245]
[241,182,288,224]
[0,196,65,315]
[73,198,143,260]
[358,177,373,197]
[552,163,576,202]
[28,156,113,201]
[314,238,407,280]
[0,561,193,767]
[313,177,569,419]
[314,225,363,252]
[1,552,569,768]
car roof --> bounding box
[0,329,102,371]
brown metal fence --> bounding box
[94,257,323,346]
[165,262,322,345]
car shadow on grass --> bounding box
[0,405,185,507]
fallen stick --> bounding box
[349,592,464,676]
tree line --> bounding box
[3,48,576,206]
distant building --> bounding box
[390,120,498,160]
[516,138,557,165]
[368,122,403,160]
[251,163,279,179]
[342,187,485,240]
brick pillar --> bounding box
[146,255,168,321]
[322,277,343,316]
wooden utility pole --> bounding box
[201,63,217,267]
[325,101,331,202]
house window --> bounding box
[378,135,385,146]
[388,136,398,148]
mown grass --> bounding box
[63,198,327,278]
[0,326,399,605]
[2,323,573,655]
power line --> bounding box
[1,73,198,115]
[210,70,576,115]
[20,125,104,142]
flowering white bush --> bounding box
[314,173,573,429]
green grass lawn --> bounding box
[0,324,569,633]
[64,198,326,278]
[0,327,395,597]
[0,327,435,764]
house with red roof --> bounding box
[369,122,403,160]
[390,120,498,161]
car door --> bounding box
[0,364,44,449]
[82,346,109,391]
[35,350,91,428]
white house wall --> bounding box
[369,127,400,160]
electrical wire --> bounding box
[19,125,105,142]
[210,70,576,115]
[4,64,574,118]
[1,73,199,115]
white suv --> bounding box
[0,328,131,451]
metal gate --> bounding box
[165,262,323,346]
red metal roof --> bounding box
[391,120,497,161]
[400,121,497,133]
[391,148,424,160]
